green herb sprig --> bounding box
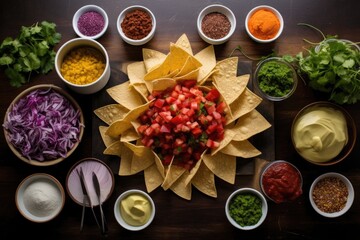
[295,23,360,104]
[0,21,61,87]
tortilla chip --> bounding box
[231,109,272,141]
[226,88,262,125]
[103,141,123,156]
[107,81,145,110]
[175,56,202,77]
[144,164,164,193]
[175,33,193,55]
[143,48,167,72]
[161,164,186,190]
[214,74,250,105]
[184,156,204,186]
[120,128,140,142]
[203,152,236,184]
[153,151,166,178]
[170,171,192,200]
[106,101,153,138]
[211,128,236,156]
[118,144,134,176]
[220,140,261,158]
[94,104,129,125]
[144,43,201,81]
[130,151,154,174]
[152,78,177,92]
[195,45,217,83]
[211,57,238,80]
[132,83,150,101]
[99,126,118,147]
[192,162,217,198]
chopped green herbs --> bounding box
[257,60,295,97]
[229,193,262,227]
[0,21,61,87]
[296,38,360,104]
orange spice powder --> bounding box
[248,9,280,40]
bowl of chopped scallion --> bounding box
[253,57,298,101]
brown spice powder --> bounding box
[201,12,231,39]
[121,9,152,40]
[312,177,348,213]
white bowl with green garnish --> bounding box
[225,188,268,230]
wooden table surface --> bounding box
[1,0,360,239]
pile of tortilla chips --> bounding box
[94,34,271,200]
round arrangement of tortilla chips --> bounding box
[94,34,271,200]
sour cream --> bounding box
[292,106,348,162]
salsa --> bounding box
[137,80,227,171]
[261,161,302,203]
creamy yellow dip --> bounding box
[292,106,348,162]
[120,194,152,226]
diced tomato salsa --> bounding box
[137,80,227,171]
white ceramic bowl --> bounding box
[72,5,109,40]
[66,158,115,207]
[114,189,155,231]
[55,38,111,94]
[3,84,84,166]
[253,57,298,101]
[260,160,303,203]
[117,5,156,46]
[245,5,284,43]
[225,188,267,230]
[15,173,65,223]
[197,4,236,45]
[309,172,354,218]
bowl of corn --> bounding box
[55,38,110,94]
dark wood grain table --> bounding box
[1,0,360,239]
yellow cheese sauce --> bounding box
[120,193,152,226]
[292,106,348,162]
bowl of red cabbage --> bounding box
[3,84,85,166]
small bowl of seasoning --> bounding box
[225,188,268,230]
[73,5,109,40]
[114,189,156,231]
[291,101,356,166]
[245,5,284,43]
[309,172,354,218]
[197,4,236,45]
[15,173,65,223]
[3,84,84,166]
[55,38,111,94]
[117,5,156,46]
[253,57,298,101]
[260,160,303,203]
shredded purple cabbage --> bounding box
[3,88,84,161]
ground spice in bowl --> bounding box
[78,11,105,37]
[121,9,152,40]
[247,7,282,41]
[201,12,231,39]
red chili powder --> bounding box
[201,12,231,39]
[77,11,105,36]
[121,9,152,40]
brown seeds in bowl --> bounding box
[312,176,348,213]
[201,12,231,39]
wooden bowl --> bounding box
[3,84,85,166]
[291,101,356,166]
